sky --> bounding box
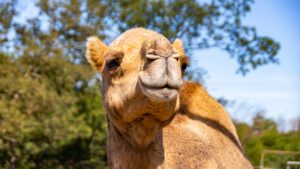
[16,0,300,129]
[197,0,300,127]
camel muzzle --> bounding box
[138,38,183,101]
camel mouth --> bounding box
[144,83,180,90]
[138,81,179,102]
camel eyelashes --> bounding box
[180,56,189,73]
[106,58,120,70]
[181,63,187,72]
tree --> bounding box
[0,0,17,51]
[235,114,300,168]
[0,53,107,168]
[7,0,279,75]
[110,0,280,75]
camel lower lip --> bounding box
[145,87,177,92]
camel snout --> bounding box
[138,40,183,101]
[139,55,183,90]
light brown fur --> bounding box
[86,28,253,169]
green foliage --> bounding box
[110,0,280,75]
[3,0,280,75]
[235,115,300,168]
[0,0,17,49]
[0,53,107,168]
[12,0,110,60]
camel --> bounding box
[86,28,253,169]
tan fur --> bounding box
[161,82,252,168]
[86,37,108,72]
[86,28,253,169]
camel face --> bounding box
[86,28,188,146]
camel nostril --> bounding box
[171,53,180,60]
[146,54,161,60]
[145,54,163,67]
[146,57,156,63]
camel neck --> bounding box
[106,119,165,169]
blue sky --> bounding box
[197,0,300,127]
[17,0,299,129]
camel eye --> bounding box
[107,58,120,70]
[181,63,187,72]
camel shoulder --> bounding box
[168,81,242,154]
[177,81,237,134]
[161,82,252,168]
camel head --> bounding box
[86,28,188,147]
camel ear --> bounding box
[172,38,185,56]
[86,37,108,72]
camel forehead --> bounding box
[108,28,169,59]
[109,28,163,47]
